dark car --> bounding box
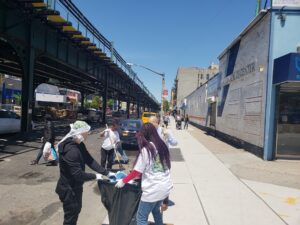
[112,111,122,118]
[119,119,142,148]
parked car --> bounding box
[119,119,142,148]
[0,110,36,134]
[77,108,102,123]
[112,111,122,118]
[87,108,102,122]
[141,112,157,124]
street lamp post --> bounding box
[127,63,165,121]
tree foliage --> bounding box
[91,96,101,109]
[107,99,113,109]
[163,100,170,112]
[13,94,22,106]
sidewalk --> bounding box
[164,120,299,225]
[102,119,300,225]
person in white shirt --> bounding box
[100,120,120,170]
[115,123,172,225]
[149,116,177,147]
[149,115,177,212]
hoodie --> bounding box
[56,137,108,193]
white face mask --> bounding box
[75,134,85,143]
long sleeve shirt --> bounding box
[157,126,178,147]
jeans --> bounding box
[35,143,45,163]
[137,200,163,225]
[116,144,129,162]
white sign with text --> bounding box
[272,0,300,8]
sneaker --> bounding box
[46,161,57,166]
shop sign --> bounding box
[272,0,300,8]
[273,53,300,84]
[221,62,256,86]
[163,89,168,97]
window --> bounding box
[226,41,240,76]
[206,74,209,80]
[200,74,203,79]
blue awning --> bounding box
[273,53,300,85]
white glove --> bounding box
[107,172,116,178]
[115,179,125,188]
[96,174,103,180]
[101,129,109,135]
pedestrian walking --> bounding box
[55,120,114,225]
[149,116,177,147]
[115,122,173,225]
[184,114,189,129]
[100,120,120,170]
[163,115,170,128]
[175,114,182,130]
[30,114,56,165]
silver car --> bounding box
[0,110,36,134]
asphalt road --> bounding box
[0,123,138,225]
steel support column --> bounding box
[126,100,130,119]
[137,101,140,119]
[80,91,85,110]
[0,1,5,32]
[102,70,108,124]
[21,22,35,132]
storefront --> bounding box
[273,53,300,158]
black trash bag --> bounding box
[98,180,142,225]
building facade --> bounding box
[175,64,219,109]
[185,6,300,160]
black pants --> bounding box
[100,148,114,170]
[164,121,168,128]
[61,188,83,225]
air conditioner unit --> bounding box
[207,96,216,103]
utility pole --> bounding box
[127,63,165,121]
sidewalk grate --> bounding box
[170,148,184,162]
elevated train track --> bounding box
[0,0,159,131]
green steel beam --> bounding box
[21,22,35,132]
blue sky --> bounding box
[72,0,268,102]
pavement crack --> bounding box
[192,183,211,225]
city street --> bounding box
[0,122,138,225]
[0,118,299,225]
[1,1,300,224]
